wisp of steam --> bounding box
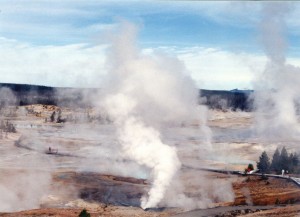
[102,21,205,209]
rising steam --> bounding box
[254,2,300,139]
[102,21,202,209]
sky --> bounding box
[0,1,300,90]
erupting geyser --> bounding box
[102,21,204,209]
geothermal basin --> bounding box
[0,106,300,216]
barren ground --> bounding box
[0,106,299,216]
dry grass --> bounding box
[232,176,300,206]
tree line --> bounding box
[257,147,299,174]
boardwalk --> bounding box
[184,166,300,188]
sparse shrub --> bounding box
[79,208,90,217]
[7,122,16,133]
[0,120,16,133]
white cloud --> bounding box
[1,36,300,90]
[146,45,300,90]
[0,38,107,87]
[147,46,264,90]
[178,48,260,90]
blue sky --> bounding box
[0,1,299,89]
[0,1,259,48]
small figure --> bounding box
[282,169,285,176]
[49,147,51,153]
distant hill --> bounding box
[0,83,253,110]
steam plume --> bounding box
[254,2,300,138]
[0,169,51,212]
[102,21,201,209]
